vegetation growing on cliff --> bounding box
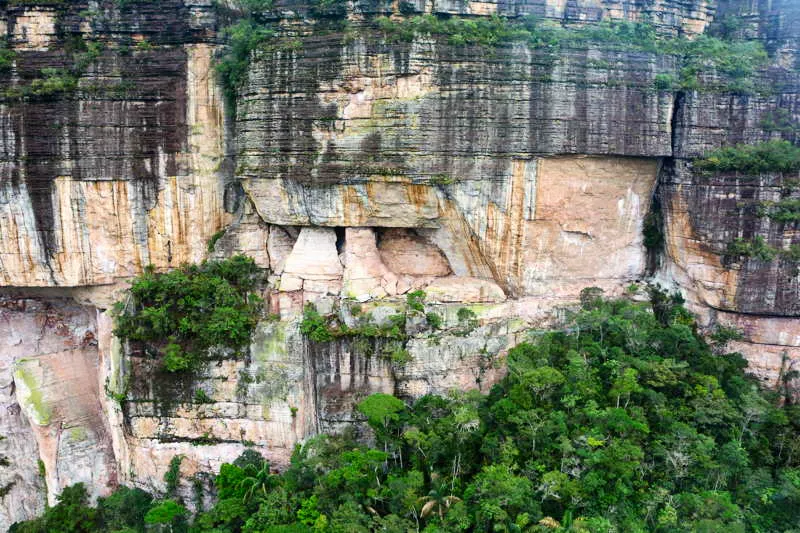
[113,255,263,372]
[216,18,276,107]
[375,15,768,93]
[677,36,767,93]
[16,291,800,532]
[215,0,344,110]
[757,198,800,223]
[376,15,673,52]
[300,301,411,365]
[1,35,106,99]
[724,236,800,263]
[215,5,769,111]
[695,140,800,174]
[0,41,14,73]
[301,302,409,342]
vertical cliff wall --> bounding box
[1,0,799,526]
[0,0,230,290]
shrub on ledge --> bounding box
[694,139,800,174]
[114,255,263,372]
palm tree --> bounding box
[417,484,462,522]
[236,459,272,503]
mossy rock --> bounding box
[13,360,52,426]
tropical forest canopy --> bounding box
[10,290,800,532]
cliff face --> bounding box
[0,0,229,290]
[1,0,799,526]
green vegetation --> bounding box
[760,109,799,134]
[425,311,442,329]
[207,228,227,253]
[299,304,335,342]
[165,456,184,498]
[0,444,14,497]
[430,173,456,185]
[710,324,745,346]
[653,73,675,91]
[375,15,768,93]
[214,9,768,111]
[18,68,78,98]
[2,34,105,100]
[376,14,660,49]
[9,483,98,533]
[115,0,156,10]
[300,303,408,343]
[387,346,411,364]
[0,481,15,498]
[145,499,188,530]
[406,290,426,312]
[113,255,263,373]
[14,291,800,532]
[455,307,479,335]
[695,140,800,174]
[237,0,274,12]
[725,236,778,262]
[215,0,340,111]
[724,236,800,263]
[643,207,664,253]
[300,303,415,368]
[757,198,800,223]
[194,389,214,404]
[456,307,477,322]
[676,35,767,93]
[309,0,349,19]
[134,39,153,52]
[14,365,52,425]
[215,19,275,106]
[0,41,14,73]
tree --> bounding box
[97,485,153,532]
[465,464,538,532]
[357,393,407,434]
[144,500,186,533]
[418,478,462,522]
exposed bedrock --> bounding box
[0,297,114,523]
[0,1,229,289]
[1,0,800,525]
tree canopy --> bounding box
[12,290,800,532]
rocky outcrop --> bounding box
[0,297,115,521]
[652,0,800,386]
[1,0,800,526]
[113,300,524,486]
[0,1,230,288]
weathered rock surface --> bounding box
[0,2,230,287]
[114,301,525,485]
[378,228,451,278]
[1,0,800,526]
[0,297,115,523]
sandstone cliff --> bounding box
[1,0,799,526]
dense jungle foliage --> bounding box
[12,290,800,532]
[113,255,263,372]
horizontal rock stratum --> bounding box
[1,0,800,525]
